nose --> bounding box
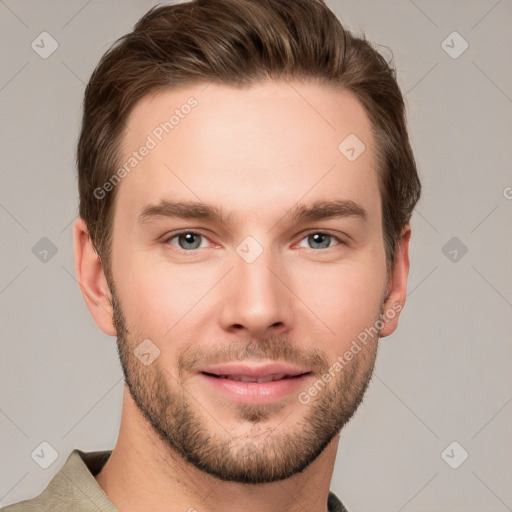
[218,247,294,338]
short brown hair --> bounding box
[77,0,421,279]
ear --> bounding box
[379,225,411,338]
[73,217,116,336]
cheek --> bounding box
[113,251,222,346]
[292,257,385,343]
[111,253,180,338]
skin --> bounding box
[74,80,411,512]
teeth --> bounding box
[219,373,288,383]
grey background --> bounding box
[1,0,511,510]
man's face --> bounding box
[105,81,394,483]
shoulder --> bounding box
[1,448,115,512]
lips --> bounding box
[199,362,310,382]
[198,364,312,404]
[203,372,300,383]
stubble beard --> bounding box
[109,284,381,484]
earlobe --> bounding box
[379,225,411,338]
[73,217,117,336]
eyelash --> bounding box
[162,230,345,252]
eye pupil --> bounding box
[308,233,332,249]
[179,232,201,250]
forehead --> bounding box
[114,80,381,228]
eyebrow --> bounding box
[138,199,368,226]
[282,199,368,225]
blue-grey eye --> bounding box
[298,232,340,250]
[168,232,206,250]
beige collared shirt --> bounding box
[1,449,348,512]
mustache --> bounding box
[177,335,330,377]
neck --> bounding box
[95,388,339,512]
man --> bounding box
[2,0,420,510]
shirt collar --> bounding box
[65,449,349,512]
